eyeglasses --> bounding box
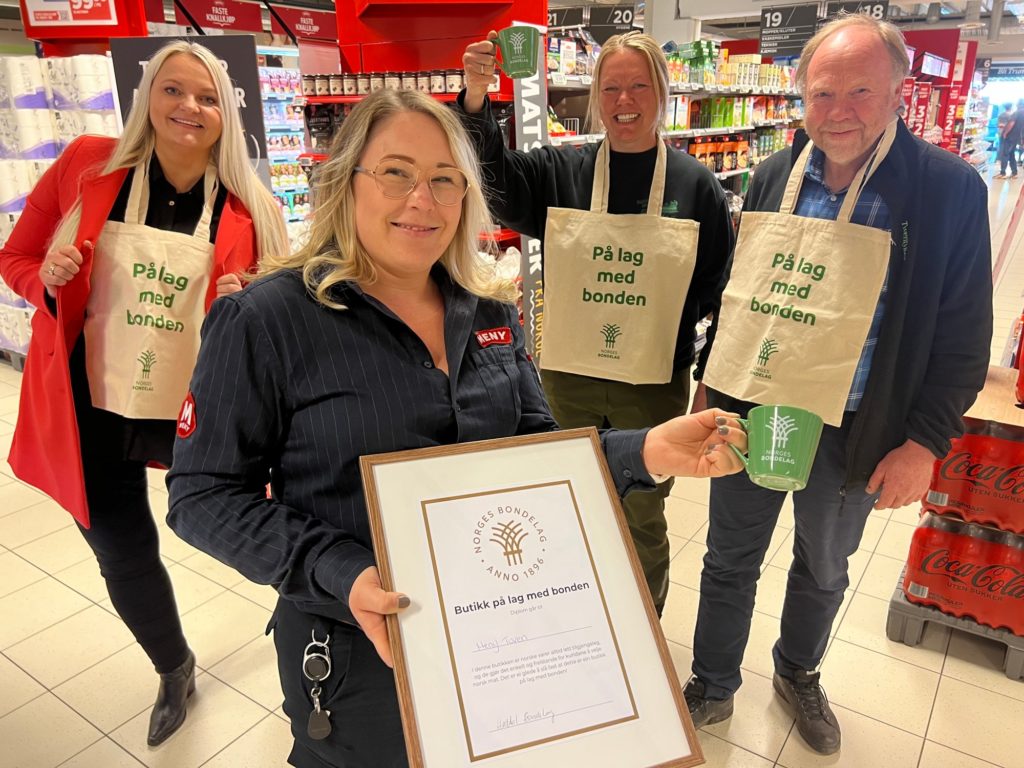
[353,159,470,207]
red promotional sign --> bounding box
[912,81,932,138]
[270,5,336,41]
[22,0,119,25]
[174,0,263,31]
[904,513,1024,635]
[926,431,1024,534]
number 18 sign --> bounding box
[24,0,118,26]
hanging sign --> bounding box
[588,4,636,45]
[173,0,263,32]
[823,1,888,20]
[23,0,118,25]
[989,63,1024,80]
[270,5,337,41]
[547,6,585,29]
[760,4,819,58]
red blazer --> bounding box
[0,136,260,528]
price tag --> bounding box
[580,75,593,86]
[551,73,568,87]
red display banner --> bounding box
[926,431,1024,534]
[23,0,118,25]
[270,5,336,41]
[174,0,263,31]
[904,513,1024,635]
[143,0,164,22]
[912,81,931,138]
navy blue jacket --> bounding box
[166,268,654,625]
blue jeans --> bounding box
[691,415,879,699]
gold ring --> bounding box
[47,264,55,276]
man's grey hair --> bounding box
[795,13,911,95]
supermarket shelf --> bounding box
[266,124,305,132]
[272,185,310,194]
[262,92,301,102]
[716,168,750,181]
[547,75,799,98]
[551,124,790,146]
[301,92,513,105]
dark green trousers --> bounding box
[541,368,691,615]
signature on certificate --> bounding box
[475,634,529,653]
[494,708,556,731]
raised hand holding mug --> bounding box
[729,405,824,491]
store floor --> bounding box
[1,175,1023,767]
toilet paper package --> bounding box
[5,57,48,109]
[16,110,58,159]
[0,303,33,354]
[73,56,115,110]
[0,111,18,158]
[0,160,34,213]
[43,57,75,110]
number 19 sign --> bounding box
[24,0,118,25]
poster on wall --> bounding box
[109,35,271,189]
[23,0,119,26]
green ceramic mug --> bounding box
[494,26,540,79]
[729,405,824,491]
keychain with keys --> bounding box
[303,630,332,740]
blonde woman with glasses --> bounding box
[165,88,746,767]
[0,40,286,746]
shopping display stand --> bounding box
[886,366,1024,681]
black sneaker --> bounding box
[773,671,841,755]
[683,677,734,728]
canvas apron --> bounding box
[703,121,897,426]
[540,140,700,385]
[83,162,216,420]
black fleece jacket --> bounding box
[455,92,735,379]
[706,120,993,487]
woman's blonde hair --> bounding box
[50,40,287,264]
[260,88,515,309]
[586,31,670,133]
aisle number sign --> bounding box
[760,4,819,58]
[24,0,118,25]
[824,1,888,20]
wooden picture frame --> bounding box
[360,428,703,768]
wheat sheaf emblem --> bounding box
[508,30,528,55]
[137,350,157,379]
[767,414,799,448]
[490,521,528,566]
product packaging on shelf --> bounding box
[903,511,1024,636]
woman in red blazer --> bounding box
[0,41,287,746]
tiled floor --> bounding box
[1,176,1022,767]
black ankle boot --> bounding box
[147,651,196,747]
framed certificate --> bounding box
[360,428,703,767]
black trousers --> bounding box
[71,340,190,674]
[271,598,407,768]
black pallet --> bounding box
[886,577,1024,681]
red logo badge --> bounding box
[475,327,512,348]
[177,392,197,438]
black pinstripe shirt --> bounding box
[166,267,655,626]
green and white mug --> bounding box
[729,405,824,491]
[494,26,540,79]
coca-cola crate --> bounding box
[926,426,1024,534]
[902,511,1024,636]
[887,573,1024,681]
